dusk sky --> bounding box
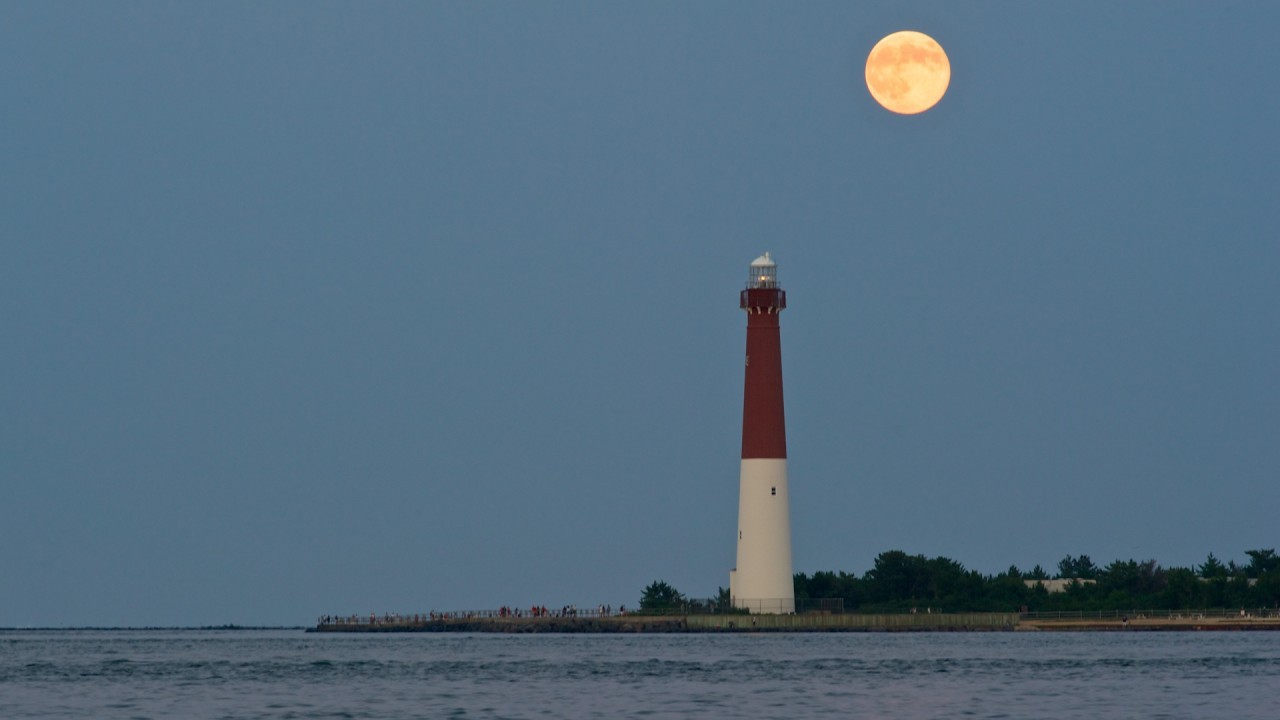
[4,2,1278,627]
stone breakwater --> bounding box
[309,613,1021,633]
[309,613,1280,634]
[314,616,686,633]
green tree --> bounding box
[985,568,1032,611]
[806,570,843,601]
[782,547,1276,614]
[1057,555,1098,579]
[1161,567,1202,609]
[793,572,811,600]
[1244,549,1279,578]
[1250,573,1280,607]
[1136,558,1166,595]
[924,556,984,609]
[1225,575,1253,606]
[865,550,928,605]
[1199,553,1228,579]
[836,571,866,610]
[1063,578,1093,597]
[640,580,685,611]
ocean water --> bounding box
[1,629,1278,719]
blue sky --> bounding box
[3,2,1277,626]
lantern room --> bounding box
[748,252,778,289]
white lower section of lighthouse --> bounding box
[731,458,794,613]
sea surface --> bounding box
[2,629,1278,719]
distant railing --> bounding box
[319,604,1280,628]
[722,598,846,614]
[1020,608,1278,620]
[318,598,856,627]
[731,598,794,614]
[798,598,845,614]
[317,605,624,627]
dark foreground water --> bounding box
[2,629,1278,719]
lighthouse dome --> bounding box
[747,252,778,289]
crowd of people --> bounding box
[318,604,628,627]
[492,604,623,619]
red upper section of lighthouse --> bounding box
[740,255,787,459]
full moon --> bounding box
[865,31,950,115]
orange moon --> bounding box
[865,31,950,115]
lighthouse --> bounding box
[729,252,795,614]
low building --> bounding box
[1023,578,1097,594]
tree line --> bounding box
[639,549,1280,613]
[793,549,1279,613]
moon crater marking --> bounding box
[865,31,950,115]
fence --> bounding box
[319,604,1280,629]
[318,605,621,627]
[318,598,861,627]
[685,612,1018,631]
[1021,607,1278,621]
[724,598,846,614]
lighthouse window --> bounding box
[771,487,776,496]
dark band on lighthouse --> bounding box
[740,270,787,460]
